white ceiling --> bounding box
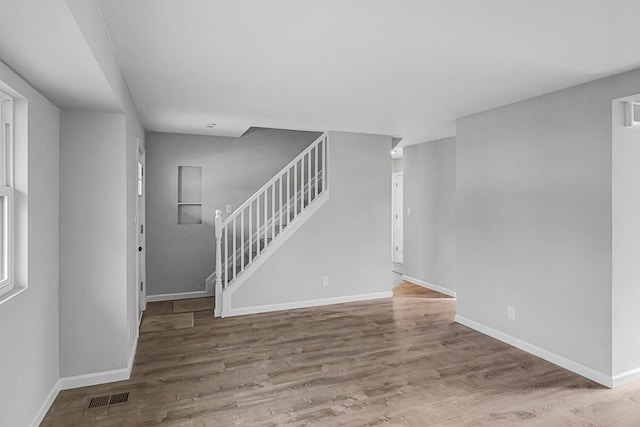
[2,1,640,146]
[94,0,640,144]
[0,0,120,112]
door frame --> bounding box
[391,172,403,263]
[136,138,146,323]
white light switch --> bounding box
[407,208,411,216]
[226,204,233,214]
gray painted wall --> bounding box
[456,67,640,381]
[145,128,321,296]
[612,97,640,378]
[0,61,60,426]
[67,0,147,359]
[59,111,129,377]
[403,137,456,293]
[124,93,145,358]
[230,131,392,309]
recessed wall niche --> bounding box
[177,166,202,224]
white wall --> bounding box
[391,158,403,173]
[403,137,456,294]
[229,131,392,311]
[125,107,144,356]
[456,67,640,386]
[0,61,60,427]
[145,128,321,297]
[0,3,144,423]
[59,111,129,377]
[612,97,640,382]
[66,0,146,364]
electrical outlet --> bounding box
[322,276,329,287]
[226,204,233,213]
[507,306,516,321]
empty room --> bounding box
[2,1,640,426]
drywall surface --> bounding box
[457,81,613,378]
[230,131,392,309]
[0,61,60,427]
[391,158,403,173]
[457,68,640,382]
[403,137,455,293]
[145,128,321,296]
[125,106,144,358]
[59,110,128,377]
[612,97,640,378]
[66,0,146,361]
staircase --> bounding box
[210,133,329,317]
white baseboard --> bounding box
[613,366,640,388]
[224,192,330,300]
[224,291,393,317]
[29,379,61,427]
[455,314,613,388]
[59,361,130,391]
[60,328,138,390]
[402,275,456,298]
[222,192,330,314]
[146,289,212,302]
[29,327,140,425]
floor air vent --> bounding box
[108,392,130,406]
[88,395,110,409]
[88,392,130,409]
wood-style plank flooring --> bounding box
[42,281,640,426]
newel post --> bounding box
[214,209,223,316]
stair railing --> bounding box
[219,175,321,269]
[214,133,328,293]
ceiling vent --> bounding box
[624,102,640,128]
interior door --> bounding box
[136,143,146,322]
[392,173,403,263]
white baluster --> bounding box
[232,217,236,280]
[271,183,276,239]
[279,173,283,234]
[294,161,298,218]
[307,151,311,205]
[315,145,319,198]
[224,225,228,287]
[287,169,291,225]
[256,195,261,256]
[214,209,223,315]
[263,190,268,249]
[249,201,253,263]
[322,136,327,192]
[240,209,245,271]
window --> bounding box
[0,89,13,298]
[137,161,143,196]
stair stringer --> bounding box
[219,191,330,317]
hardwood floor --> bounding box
[392,281,453,299]
[42,283,640,426]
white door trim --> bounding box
[391,172,403,263]
[136,138,146,322]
